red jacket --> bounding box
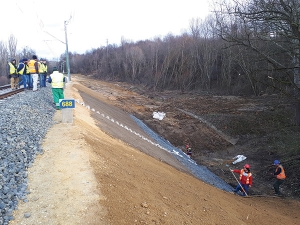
[233,169,252,185]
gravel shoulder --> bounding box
[10,76,300,225]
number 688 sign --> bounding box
[59,99,75,109]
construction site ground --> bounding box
[10,74,300,225]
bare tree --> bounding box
[8,34,17,59]
[214,0,300,125]
[18,46,36,60]
[126,46,145,81]
[189,16,223,90]
[0,41,9,82]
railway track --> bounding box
[0,84,11,90]
[0,85,25,99]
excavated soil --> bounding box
[79,75,300,198]
[10,74,300,225]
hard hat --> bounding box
[274,160,280,165]
[244,164,250,169]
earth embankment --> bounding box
[10,75,300,225]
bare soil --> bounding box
[10,74,300,225]
[79,75,300,199]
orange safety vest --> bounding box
[275,165,286,180]
[240,169,252,184]
[28,59,38,74]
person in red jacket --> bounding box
[185,143,192,158]
[231,164,252,196]
[273,160,286,196]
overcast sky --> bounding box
[1,0,211,60]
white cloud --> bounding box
[1,0,210,60]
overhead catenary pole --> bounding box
[64,20,71,82]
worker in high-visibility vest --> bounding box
[17,58,28,89]
[25,61,31,89]
[231,164,252,196]
[39,58,48,87]
[7,59,19,90]
[48,67,66,110]
[273,160,286,196]
[185,143,193,158]
[27,55,39,91]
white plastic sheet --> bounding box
[232,155,247,164]
[153,112,166,120]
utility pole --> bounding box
[106,39,108,57]
[64,20,71,81]
[106,39,109,67]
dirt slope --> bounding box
[79,75,300,199]
[10,75,300,225]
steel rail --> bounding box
[0,88,24,99]
[0,84,11,90]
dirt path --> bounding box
[10,82,106,225]
[10,76,300,225]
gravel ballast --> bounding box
[0,87,55,225]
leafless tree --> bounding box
[0,41,9,82]
[125,46,144,81]
[189,16,223,90]
[8,34,17,59]
[214,0,300,124]
[18,46,36,60]
[67,4,298,112]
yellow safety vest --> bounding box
[18,63,25,75]
[50,71,64,88]
[8,62,17,75]
[38,62,42,73]
[25,64,30,74]
[39,63,46,73]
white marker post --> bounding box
[59,99,75,123]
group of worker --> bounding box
[231,160,286,197]
[185,141,286,197]
[7,55,66,110]
[7,55,48,91]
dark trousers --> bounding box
[273,179,284,194]
[234,183,249,196]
